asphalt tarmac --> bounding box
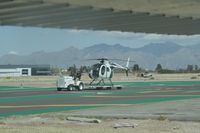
[0,81,200,118]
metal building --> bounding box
[0,64,51,77]
[0,67,31,77]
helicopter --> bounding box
[88,58,133,86]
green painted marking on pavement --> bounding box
[106,89,147,95]
[0,88,54,92]
[0,92,95,103]
[114,81,200,86]
[111,95,200,104]
[0,86,16,89]
[0,106,100,117]
[0,86,54,92]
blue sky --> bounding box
[0,26,200,56]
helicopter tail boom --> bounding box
[126,57,130,68]
[111,57,130,70]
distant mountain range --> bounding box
[1,43,200,69]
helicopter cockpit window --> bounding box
[107,67,110,72]
[92,63,101,78]
[92,63,101,70]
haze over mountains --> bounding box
[1,43,200,70]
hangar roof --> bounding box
[0,0,200,35]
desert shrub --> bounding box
[157,115,167,121]
[191,76,197,79]
[5,76,11,79]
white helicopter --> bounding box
[88,58,133,86]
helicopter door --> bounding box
[99,65,106,78]
[99,65,111,78]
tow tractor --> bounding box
[56,76,84,91]
[56,75,122,91]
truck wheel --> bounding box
[68,85,73,91]
[78,83,84,91]
[57,88,62,91]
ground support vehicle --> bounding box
[57,76,122,91]
[57,76,84,91]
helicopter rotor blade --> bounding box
[108,58,136,62]
[86,58,108,60]
[85,58,135,62]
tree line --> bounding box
[133,64,200,74]
[50,64,200,75]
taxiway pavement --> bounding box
[1,81,200,119]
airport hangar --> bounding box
[0,64,51,77]
[0,0,200,77]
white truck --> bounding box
[56,76,84,91]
